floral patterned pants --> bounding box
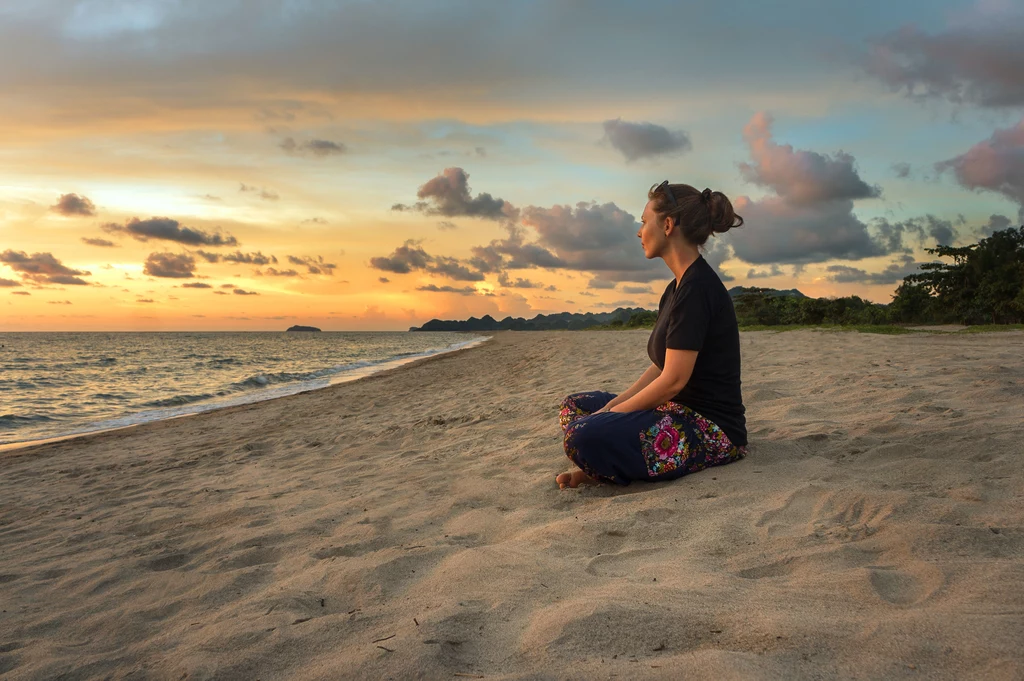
[559,391,747,486]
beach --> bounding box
[2,328,1023,680]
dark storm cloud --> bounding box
[934,118,1024,220]
[239,184,279,201]
[862,17,1024,108]
[103,217,239,247]
[825,255,925,285]
[739,113,881,205]
[51,193,96,217]
[587,278,617,289]
[416,284,477,295]
[0,249,92,285]
[602,118,692,162]
[195,250,278,265]
[81,237,118,247]
[144,252,197,278]
[280,137,347,156]
[287,255,336,275]
[393,168,518,222]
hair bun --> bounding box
[700,188,713,203]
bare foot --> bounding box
[555,469,597,489]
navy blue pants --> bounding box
[559,391,746,486]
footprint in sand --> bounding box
[867,564,943,606]
[755,487,893,541]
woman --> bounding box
[556,181,747,489]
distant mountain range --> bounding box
[410,287,808,331]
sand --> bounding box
[1,329,1023,680]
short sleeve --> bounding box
[665,280,713,351]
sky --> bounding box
[1,0,1023,331]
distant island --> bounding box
[286,325,322,333]
[410,287,809,332]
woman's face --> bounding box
[638,200,672,259]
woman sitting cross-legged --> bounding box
[556,181,748,489]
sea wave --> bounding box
[0,413,57,428]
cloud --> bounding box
[233,288,259,295]
[730,195,886,265]
[302,217,328,224]
[136,298,155,303]
[281,137,347,156]
[369,240,482,281]
[620,284,654,294]
[862,16,1024,108]
[934,117,1024,219]
[892,162,912,178]
[379,277,390,283]
[51,193,96,217]
[48,300,72,305]
[602,118,692,161]
[977,213,1014,237]
[870,214,960,251]
[103,217,239,246]
[728,112,896,266]
[81,237,118,247]
[239,183,279,201]
[416,284,478,295]
[0,250,92,285]
[746,265,784,279]
[259,267,301,277]
[0,277,22,287]
[287,254,336,275]
[825,254,925,285]
[587,278,617,289]
[739,112,881,204]
[393,167,518,221]
[144,252,197,278]
[11,291,30,295]
[521,203,664,281]
[181,282,212,288]
[497,272,543,288]
[195,250,278,265]
[437,221,458,230]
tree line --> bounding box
[611,226,1024,328]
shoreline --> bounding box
[0,334,493,457]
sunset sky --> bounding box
[2,0,1023,331]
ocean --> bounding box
[0,331,489,448]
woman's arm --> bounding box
[610,349,697,413]
[596,363,662,412]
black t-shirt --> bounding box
[646,255,747,447]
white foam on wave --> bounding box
[0,335,491,452]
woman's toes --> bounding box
[555,472,573,488]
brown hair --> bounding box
[647,182,744,247]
